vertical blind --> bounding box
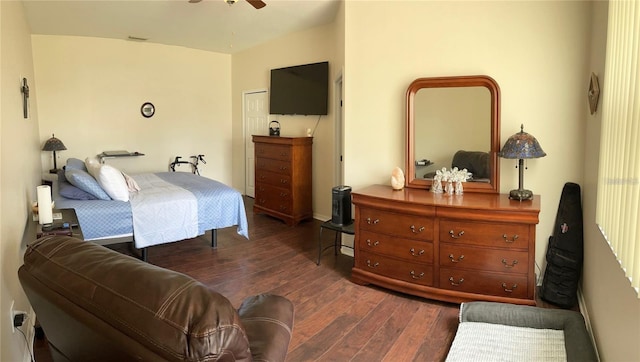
[596,0,640,297]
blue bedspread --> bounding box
[55,172,249,243]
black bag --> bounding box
[540,182,584,308]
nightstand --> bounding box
[36,208,84,240]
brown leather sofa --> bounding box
[19,236,294,361]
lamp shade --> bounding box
[42,134,67,152]
[42,134,67,173]
[499,125,545,201]
[498,125,546,159]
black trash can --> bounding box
[331,186,352,225]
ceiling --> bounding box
[22,0,342,54]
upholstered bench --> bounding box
[446,301,597,362]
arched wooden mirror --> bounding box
[406,75,500,193]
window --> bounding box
[596,0,640,297]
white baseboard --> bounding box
[577,287,601,362]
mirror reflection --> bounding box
[414,86,491,182]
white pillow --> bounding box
[92,163,129,202]
[85,157,102,178]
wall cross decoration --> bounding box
[21,77,30,118]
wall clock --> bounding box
[141,102,155,118]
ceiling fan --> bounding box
[188,0,267,10]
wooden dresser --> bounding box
[252,136,313,226]
[351,185,540,305]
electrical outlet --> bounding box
[9,300,28,333]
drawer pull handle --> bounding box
[502,283,518,293]
[366,239,380,247]
[410,248,425,256]
[449,277,464,286]
[366,260,379,268]
[366,218,380,225]
[410,271,425,279]
[280,152,288,157]
[279,166,288,171]
[410,225,425,233]
[279,192,289,197]
[280,179,288,184]
[449,230,465,239]
[501,259,519,268]
[502,234,519,243]
[448,254,464,263]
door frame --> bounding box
[242,88,268,196]
[334,71,344,186]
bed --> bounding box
[53,158,248,260]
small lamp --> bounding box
[42,134,67,174]
[498,124,546,201]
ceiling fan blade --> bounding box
[246,0,266,9]
[188,0,203,3]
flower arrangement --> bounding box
[432,167,471,195]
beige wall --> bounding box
[232,23,338,220]
[32,35,233,184]
[582,1,640,360]
[1,2,42,361]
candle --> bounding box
[37,185,53,225]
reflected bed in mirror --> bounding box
[406,75,500,193]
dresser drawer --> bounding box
[256,158,292,176]
[439,244,529,274]
[255,143,291,161]
[439,220,529,249]
[358,230,433,263]
[256,170,291,188]
[255,184,292,213]
[356,250,433,286]
[359,208,433,241]
[439,267,529,299]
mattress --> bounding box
[54,172,248,244]
[446,322,566,362]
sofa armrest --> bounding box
[460,302,597,362]
[238,294,294,362]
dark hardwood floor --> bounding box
[36,196,530,361]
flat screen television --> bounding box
[269,61,329,115]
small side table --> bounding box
[317,219,355,265]
[36,208,84,240]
